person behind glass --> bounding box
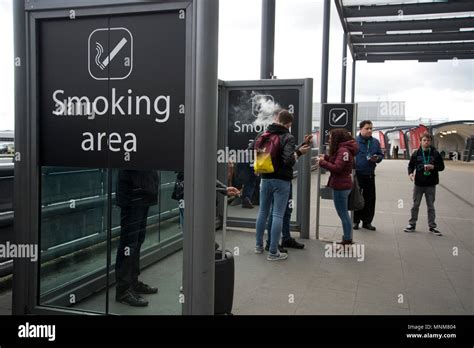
[171,172,240,229]
[172,171,185,228]
[239,139,258,209]
[170,174,239,294]
[404,132,444,236]
[254,109,310,261]
[115,170,159,307]
[354,120,384,231]
[318,129,359,245]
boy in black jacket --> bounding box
[404,132,445,235]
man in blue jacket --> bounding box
[354,120,384,231]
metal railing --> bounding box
[0,166,181,277]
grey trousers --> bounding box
[409,185,437,228]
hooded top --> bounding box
[408,145,444,187]
[319,139,359,190]
[260,123,296,181]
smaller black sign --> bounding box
[322,103,356,145]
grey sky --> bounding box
[1,0,473,130]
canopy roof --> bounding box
[335,0,474,62]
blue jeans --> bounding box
[267,183,293,244]
[333,189,352,241]
[256,179,291,254]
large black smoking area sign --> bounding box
[321,103,356,145]
[40,11,185,170]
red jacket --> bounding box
[319,140,359,190]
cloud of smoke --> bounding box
[251,92,281,128]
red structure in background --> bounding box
[399,130,406,150]
[409,124,429,152]
[312,130,320,149]
[378,131,386,150]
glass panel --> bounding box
[108,170,182,314]
[103,9,186,315]
[39,166,108,313]
[226,88,300,226]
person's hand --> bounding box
[226,187,240,196]
[299,144,311,155]
[318,154,325,161]
[304,134,313,145]
[369,154,378,162]
[409,173,415,182]
[313,157,320,168]
[425,164,434,171]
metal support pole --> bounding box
[12,0,28,315]
[341,33,347,103]
[300,79,313,239]
[261,0,275,79]
[183,0,219,315]
[316,0,331,239]
[351,59,356,103]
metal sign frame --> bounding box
[316,102,357,239]
[218,79,313,239]
[13,0,219,315]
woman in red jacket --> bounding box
[318,129,359,244]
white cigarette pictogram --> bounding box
[102,37,128,67]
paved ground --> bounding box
[228,159,472,315]
[0,159,472,315]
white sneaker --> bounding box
[267,252,288,261]
[255,246,264,254]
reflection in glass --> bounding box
[39,166,108,313]
[109,170,182,315]
[38,167,183,315]
[114,170,159,307]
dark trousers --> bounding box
[115,205,149,294]
[409,185,437,228]
[241,164,258,201]
[354,174,376,225]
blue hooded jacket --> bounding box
[355,135,384,176]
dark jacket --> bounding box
[408,146,444,187]
[260,123,296,181]
[355,135,384,176]
[116,170,159,207]
[319,139,359,190]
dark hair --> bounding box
[328,128,353,156]
[277,109,294,126]
[359,120,373,129]
[273,108,282,117]
[419,132,433,141]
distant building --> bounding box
[0,130,14,143]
